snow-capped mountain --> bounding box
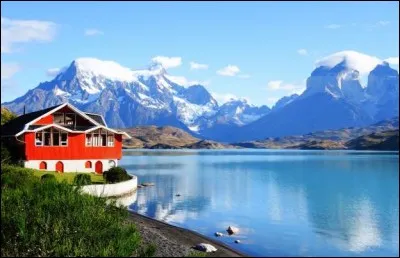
[217,53,399,142]
[1,58,263,133]
[273,94,299,110]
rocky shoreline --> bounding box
[128,211,245,257]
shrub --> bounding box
[103,167,131,184]
[1,144,11,165]
[1,165,155,257]
[41,174,56,182]
[73,173,92,186]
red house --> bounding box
[1,103,131,173]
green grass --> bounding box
[32,170,105,184]
[187,250,207,257]
[1,165,155,257]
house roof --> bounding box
[85,113,107,126]
[1,104,63,136]
[1,103,130,138]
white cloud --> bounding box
[315,50,383,75]
[1,63,20,80]
[211,92,238,104]
[217,65,240,76]
[267,80,304,91]
[297,49,308,56]
[376,20,390,26]
[151,56,182,69]
[46,67,67,77]
[190,61,208,70]
[164,74,209,87]
[1,16,57,53]
[384,57,399,66]
[238,74,251,79]
[84,29,104,36]
[325,24,342,29]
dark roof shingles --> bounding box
[85,113,106,126]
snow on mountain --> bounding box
[273,94,299,110]
[1,58,265,133]
[315,50,382,76]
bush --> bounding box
[41,174,56,182]
[73,174,92,186]
[103,167,131,184]
[1,144,11,165]
[1,165,154,257]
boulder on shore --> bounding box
[226,226,239,235]
[193,243,217,253]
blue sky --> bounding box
[1,1,399,107]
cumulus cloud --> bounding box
[315,50,383,75]
[190,61,208,70]
[1,63,20,80]
[325,24,342,29]
[1,16,57,53]
[217,65,240,76]
[384,57,399,66]
[297,49,308,56]
[84,29,104,36]
[151,56,182,69]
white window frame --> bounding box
[107,134,114,147]
[34,127,68,147]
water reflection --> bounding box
[120,150,399,257]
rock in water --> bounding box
[193,243,217,253]
[226,226,239,235]
[215,232,223,237]
[234,240,241,244]
[175,194,181,197]
[141,182,155,187]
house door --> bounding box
[55,161,64,173]
[95,161,103,174]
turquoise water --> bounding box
[120,149,399,257]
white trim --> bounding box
[12,103,130,138]
[27,103,100,130]
[24,159,119,173]
[85,125,131,139]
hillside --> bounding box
[346,130,399,150]
[121,126,199,149]
[233,117,399,149]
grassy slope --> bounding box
[1,165,154,257]
[32,170,105,184]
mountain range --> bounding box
[2,51,399,142]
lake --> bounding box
[119,149,399,257]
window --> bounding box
[35,127,68,147]
[54,113,64,124]
[86,129,114,147]
[93,132,99,146]
[35,133,43,146]
[86,134,92,146]
[101,133,107,147]
[85,161,92,168]
[43,129,51,146]
[107,135,114,147]
[39,161,47,170]
[65,113,75,126]
[53,130,60,146]
[109,160,116,168]
[61,132,68,146]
